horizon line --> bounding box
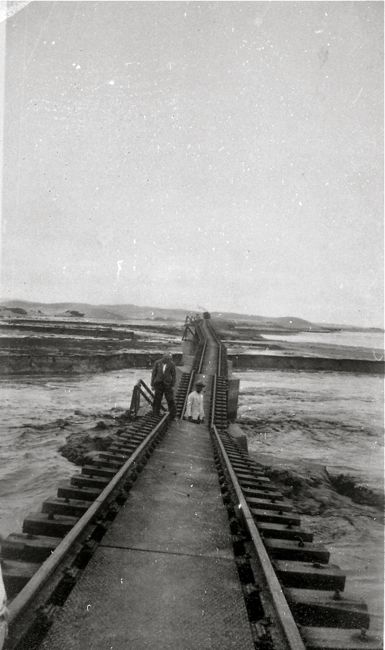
[1,297,383,331]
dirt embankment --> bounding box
[59,410,135,465]
[0,345,183,375]
[245,450,384,519]
[230,354,384,374]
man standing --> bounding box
[185,380,205,423]
[151,352,177,420]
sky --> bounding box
[0,1,383,326]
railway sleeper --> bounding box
[23,512,79,538]
[117,432,147,442]
[246,496,293,512]
[274,559,346,591]
[42,497,91,518]
[0,533,61,563]
[221,439,238,447]
[257,522,313,542]
[114,427,142,445]
[242,484,281,496]
[71,474,110,489]
[300,626,382,650]
[230,458,266,476]
[284,587,370,629]
[242,487,283,500]
[231,462,264,473]
[236,470,268,481]
[112,441,143,452]
[239,475,271,486]
[110,438,140,449]
[57,482,101,501]
[250,507,301,526]
[81,464,117,478]
[225,449,255,460]
[1,559,41,599]
[89,453,124,465]
[264,538,330,563]
[116,428,143,438]
[236,471,269,482]
[226,453,245,462]
[96,452,127,464]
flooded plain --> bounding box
[0,361,383,632]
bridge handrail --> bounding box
[129,379,166,418]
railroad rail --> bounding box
[1,315,382,649]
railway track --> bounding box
[206,321,381,649]
[1,316,382,649]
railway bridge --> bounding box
[1,317,382,649]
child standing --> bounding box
[185,380,205,424]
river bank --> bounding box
[1,316,383,375]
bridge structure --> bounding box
[1,317,382,649]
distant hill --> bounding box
[1,300,189,323]
[1,300,379,332]
[1,301,122,321]
[212,312,318,330]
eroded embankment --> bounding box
[253,455,384,516]
[59,410,134,464]
[230,353,384,374]
[2,350,382,375]
[0,351,183,375]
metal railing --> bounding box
[129,379,166,418]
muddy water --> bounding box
[0,366,383,633]
[0,369,151,537]
[237,369,383,632]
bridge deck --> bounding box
[40,420,254,649]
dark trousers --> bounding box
[153,382,176,419]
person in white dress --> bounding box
[185,380,205,423]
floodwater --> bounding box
[0,363,383,633]
[237,370,383,489]
[237,369,383,632]
[262,329,384,352]
[0,369,151,537]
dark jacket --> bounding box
[151,358,176,387]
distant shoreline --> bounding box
[0,315,383,376]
